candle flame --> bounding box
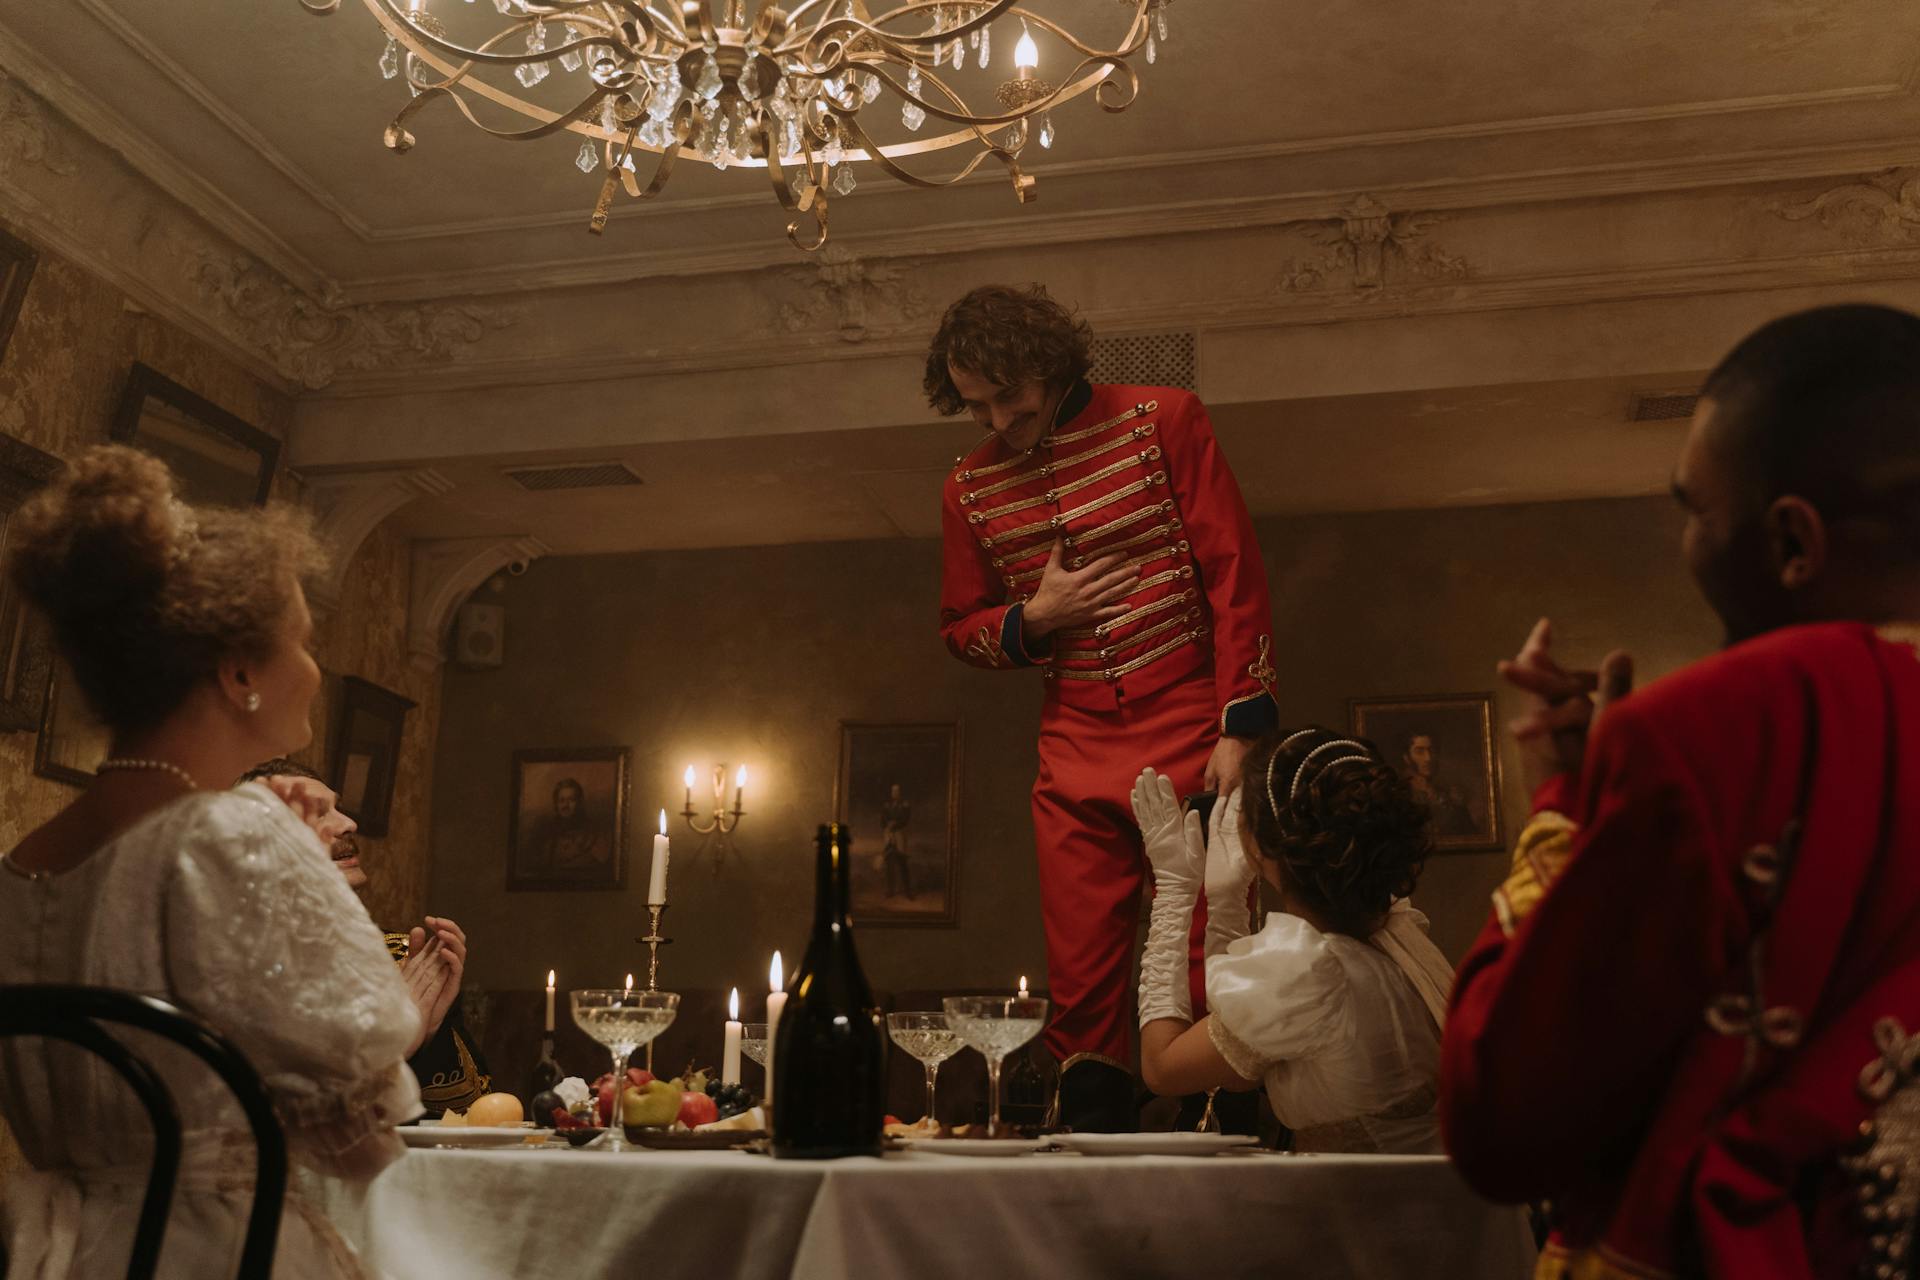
[625,973,634,993]
[546,969,555,990]
[684,764,695,787]
[658,808,667,836]
[1014,22,1038,69]
[729,987,740,1019]
[770,951,784,990]
[736,764,747,787]
[1019,975,1029,997]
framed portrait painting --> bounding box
[109,363,279,509]
[1350,693,1504,853]
[328,676,416,837]
[835,721,960,926]
[508,746,630,891]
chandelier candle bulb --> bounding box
[766,952,787,1108]
[545,969,555,1032]
[723,988,743,1086]
[648,809,670,906]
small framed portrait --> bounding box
[509,746,630,891]
[1350,693,1504,853]
[109,363,280,509]
[0,222,38,368]
[835,722,961,927]
[328,676,416,837]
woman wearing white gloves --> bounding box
[1131,726,1454,1153]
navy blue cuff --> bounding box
[1003,602,1050,667]
[1221,691,1278,739]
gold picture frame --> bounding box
[1350,693,1505,853]
[834,721,961,927]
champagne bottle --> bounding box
[525,1032,562,1119]
[771,823,885,1159]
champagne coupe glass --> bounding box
[886,1012,963,1125]
[570,990,679,1152]
[942,995,1048,1137]
[739,1022,769,1069]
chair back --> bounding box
[0,984,287,1280]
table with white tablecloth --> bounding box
[329,1145,1536,1280]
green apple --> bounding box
[620,1079,682,1128]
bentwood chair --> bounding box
[0,985,287,1280]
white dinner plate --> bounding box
[400,1125,542,1149]
[900,1136,1054,1156]
[1051,1132,1258,1157]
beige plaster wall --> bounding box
[427,492,1720,1009]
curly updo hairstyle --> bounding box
[922,283,1094,416]
[8,445,323,736]
[1237,726,1434,938]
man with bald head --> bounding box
[1442,304,1920,1278]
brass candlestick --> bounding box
[639,904,670,1071]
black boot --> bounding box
[1053,1057,1138,1133]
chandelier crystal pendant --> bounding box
[298,0,1171,251]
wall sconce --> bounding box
[682,763,746,865]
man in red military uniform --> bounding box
[927,284,1278,1130]
[1441,304,1920,1278]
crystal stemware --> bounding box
[570,989,678,1152]
[942,995,1048,1137]
[739,1022,769,1070]
[886,1012,963,1125]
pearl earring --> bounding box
[245,692,261,712]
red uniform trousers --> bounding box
[1032,672,1216,1067]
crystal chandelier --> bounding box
[299,0,1171,250]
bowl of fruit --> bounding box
[622,1068,763,1148]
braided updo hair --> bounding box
[8,445,322,735]
[1237,725,1434,938]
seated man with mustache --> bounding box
[240,759,493,1117]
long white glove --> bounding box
[1131,767,1203,1027]
[1203,789,1256,958]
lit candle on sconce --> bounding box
[723,987,743,1086]
[734,765,747,812]
[545,969,555,1031]
[648,810,670,906]
[765,951,787,1106]
[683,765,695,815]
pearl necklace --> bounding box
[96,758,199,790]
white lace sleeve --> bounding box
[1203,913,1355,1074]
[163,785,422,1176]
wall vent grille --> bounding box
[1629,391,1699,423]
[1090,331,1198,393]
[502,462,644,491]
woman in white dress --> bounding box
[0,447,432,1278]
[1131,727,1455,1153]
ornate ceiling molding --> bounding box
[190,248,516,391]
[1769,168,1920,245]
[0,72,74,180]
[302,467,454,615]
[772,245,931,344]
[1273,196,1469,292]
[408,534,550,671]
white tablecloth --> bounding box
[334,1146,1536,1280]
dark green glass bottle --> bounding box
[771,824,885,1159]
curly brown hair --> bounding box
[1237,726,1433,938]
[922,284,1094,416]
[8,445,324,735]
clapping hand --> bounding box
[1130,767,1203,900]
[1498,618,1634,788]
[400,916,467,1054]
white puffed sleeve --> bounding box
[1204,913,1354,1080]
[163,785,421,1177]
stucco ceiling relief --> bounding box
[1769,168,1920,246]
[1273,196,1470,294]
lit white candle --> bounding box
[683,765,695,814]
[625,973,634,995]
[723,987,743,1086]
[733,764,747,812]
[647,810,670,906]
[765,952,788,1106]
[545,969,555,1031]
[1018,975,1030,1000]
